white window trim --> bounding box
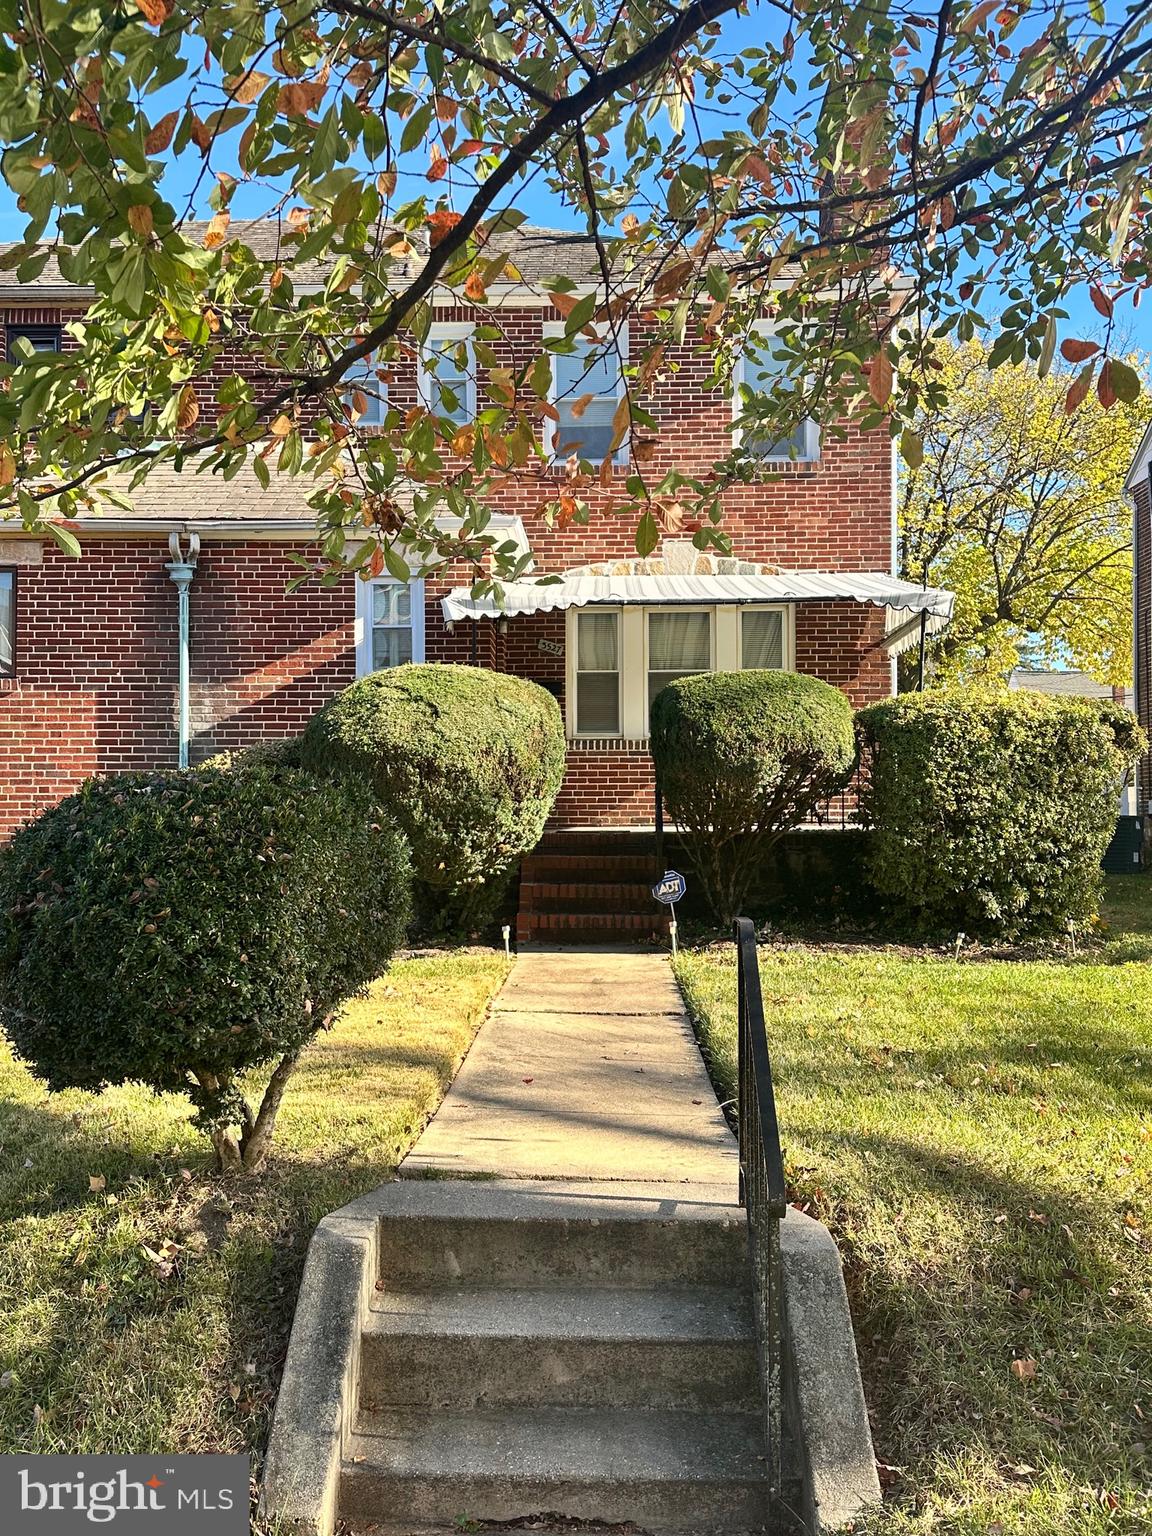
[354,576,425,677]
[419,321,476,424]
[544,321,629,467]
[564,602,795,740]
[732,322,820,463]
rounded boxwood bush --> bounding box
[856,689,1146,938]
[197,736,303,773]
[301,664,566,929]
[650,670,856,923]
[0,769,410,1170]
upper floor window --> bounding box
[355,577,425,676]
[0,570,15,676]
[733,328,819,462]
[546,326,628,466]
[6,324,61,360]
[343,348,387,426]
[421,326,475,427]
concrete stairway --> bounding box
[517,831,671,945]
[339,1206,772,1533]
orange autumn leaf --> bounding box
[144,110,178,154]
[427,144,448,182]
[1065,362,1095,414]
[276,77,326,118]
[176,385,199,433]
[189,116,214,153]
[1010,1358,1037,1382]
[126,205,153,238]
[134,0,173,24]
[1060,338,1100,363]
[426,209,463,246]
[1097,359,1117,409]
[463,269,487,303]
[869,348,893,407]
[203,211,230,250]
[226,69,270,106]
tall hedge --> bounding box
[856,690,1145,937]
[650,670,856,923]
[301,664,566,928]
[0,769,410,1170]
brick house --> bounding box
[0,223,952,929]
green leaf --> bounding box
[383,543,410,581]
[1107,358,1141,404]
[635,509,660,557]
[46,522,82,558]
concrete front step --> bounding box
[340,1406,770,1532]
[360,1285,759,1411]
[376,1213,750,1290]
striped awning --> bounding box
[441,570,954,643]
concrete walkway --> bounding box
[401,949,739,1188]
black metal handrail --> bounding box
[735,915,787,1498]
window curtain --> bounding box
[577,611,618,671]
[649,612,710,670]
[741,609,784,668]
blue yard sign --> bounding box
[651,869,687,905]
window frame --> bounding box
[544,321,630,468]
[5,323,62,360]
[731,323,820,463]
[564,601,794,740]
[0,567,16,678]
[354,576,425,677]
[419,321,476,427]
[570,606,623,738]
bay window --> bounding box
[355,577,425,676]
[574,610,620,734]
[566,603,792,738]
[0,569,13,676]
[547,327,628,466]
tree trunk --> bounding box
[211,1126,244,1173]
[240,1052,300,1172]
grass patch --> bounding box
[675,876,1152,1536]
[0,950,510,1459]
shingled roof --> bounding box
[0,218,608,300]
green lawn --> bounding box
[675,877,1152,1536]
[0,950,510,1459]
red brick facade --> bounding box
[0,289,897,836]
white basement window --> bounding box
[733,327,819,462]
[565,603,794,738]
[355,577,425,676]
[546,326,628,466]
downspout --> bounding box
[166,532,200,769]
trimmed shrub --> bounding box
[0,769,409,1170]
[301,664,566,929]
[856,689,1146,938]
[650,670,856,924]
[197,736,302,773]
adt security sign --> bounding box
[652,869,687,905]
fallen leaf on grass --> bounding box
[1011,1358,1038,1382]
[89,1174,106,1192]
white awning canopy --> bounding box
[441,570,954,651]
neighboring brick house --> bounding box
[0,222,952,870]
